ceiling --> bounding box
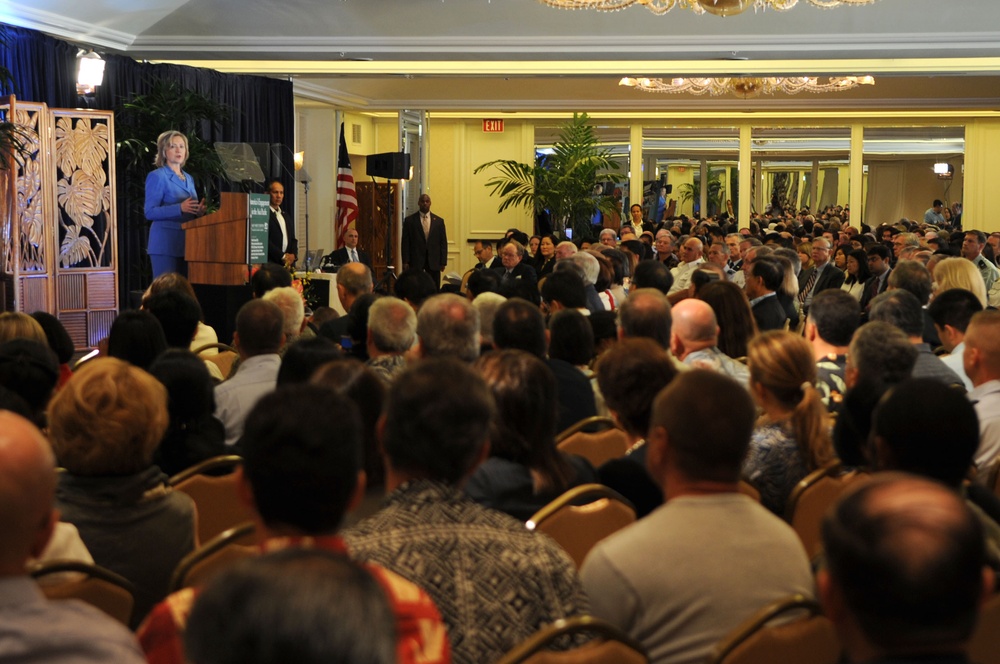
[5,0,1000,112]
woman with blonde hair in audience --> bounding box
[0,311,47,345]
[48,357,196,628]
[797,241,815,273]
[932,256,988,308]
[744,331,834,516]
[466,349,597,521]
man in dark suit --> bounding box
[746,256,788,332]
[859,244,892,315]
[266,178,297,267]
[797,237,846,316]
[401,193,448,288]
[473,240,500,271]
[491,240,537,286]
[325,227,372,270]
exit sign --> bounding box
[483,119,504,133]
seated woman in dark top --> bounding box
[466,349,597,521]
[48,357,196,628]
[148,349,227,478]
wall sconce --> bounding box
[76,50,105,95]
[293,151,305,171]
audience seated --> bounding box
[466,349,598,521]
[261,286,306,346]
[697,280,757,360]
[214,299,284,448]
[144,289,224,381]
[581,370,814,664]
[275,335,342,386]
[834,321,918,468]
[744,331,835,516]
[0,311,48,345]
[870,289,965,389]
[143,272,219,355]
[139,385,448,664]
[595,338,679,518]
[364,296,416,385]
[106,310,168,370]
[0,339,59,429]
[29,311,75,387]
[820,474,991,664]
[670,299,749,387]
[147,349,227,477]
[0,411,145,662]
[344,359,589,664]
[964,310,1000,469]
[631,259,674,294]
[48,358,196,628]
[928,288,982,391]
[184,549,398,664]
[471,292,506,353]
[250,263,292,299]
[320,262,373,344]
[548,308,607,416]
[805,289,861,412]
[394,268,439,309]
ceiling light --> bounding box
[539,0,877,16]
[619,75,875,98]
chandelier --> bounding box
[539,0,878,16]
[619,76,875,98]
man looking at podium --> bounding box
[402,194,447,288]
[266,178,297,267]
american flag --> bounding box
[334,122,357,249]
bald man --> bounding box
[670,299,749,388]
[668,237,705,295]
[0,412,145,662]
[820,474,992,664]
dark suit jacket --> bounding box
[798,263,846,299]
[475,256,501,271]
[492,261,538,286]
[267,208,298,265]
[860,269,892,312]
[327,246,372,270]
[401,212,447,271]
[546,358,597,435]
[752,293,788,332]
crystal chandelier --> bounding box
[619,75,875,98]
[539,0,878,16]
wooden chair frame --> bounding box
[496,615,648,664]
[705,595,834,664]
[30,558,136,626]
[556,416,619,444]
[169,521,256,592]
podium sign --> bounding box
[248,193,270,263]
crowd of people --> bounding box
[1,196,999,664]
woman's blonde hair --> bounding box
[48,357,168,476]
[934,257,988,309]
[154,130,188,169]
[0,312,47,345]
[748,330,833,470]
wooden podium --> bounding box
[183,192,252,286]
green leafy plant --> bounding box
[676,173,726,217]
[474,113,621,239]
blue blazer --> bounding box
[145,166,197,257]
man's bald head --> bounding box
[821,474,989,658]
[0,412,57,573]
[672,299,718,345]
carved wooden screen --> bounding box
[356,181,398,283]
[0,96,118,349]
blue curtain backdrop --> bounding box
[0,23,295,302]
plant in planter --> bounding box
[474,113,621,240]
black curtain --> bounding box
[1,23,295,304]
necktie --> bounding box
[350,248,357,263]
[421,214,431,238]
[799,267,819,306]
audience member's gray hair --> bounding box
[471,292,507,345]
[773,247,801,275]
[618,288,672,350]
[848,320,917,384]
[417,294,481,362]
[261,287,304,339]
[567,251,600,285]
[555,241,577,257]
[338,264,373,296]
[599,228,617,241]
[368,296,417,353]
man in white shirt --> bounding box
[266,178,297,267]
[667,238,704,295]
[963,310,1000,468]
[928,288,982,392]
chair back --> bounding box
[557,428,630,468]
[193,343,238,380]
[785,463,868,560]
[170,521,257,592]
[969,591,1000,664]
[30,559,135,626]
[556,416,619,444]
[706,595,841,664]
[527,484,636,568]
[496,615,648,664]
[170,455,251,545]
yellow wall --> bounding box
[965,119,1000,231]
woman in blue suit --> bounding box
[144,130,205,277]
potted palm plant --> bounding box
[474,113,621,240]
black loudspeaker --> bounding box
[367,151,411,180]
